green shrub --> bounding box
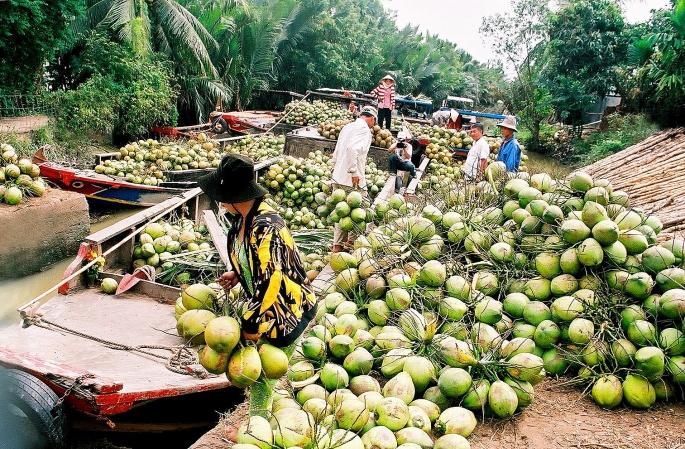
[53,35,177,140]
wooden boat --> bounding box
[34,150,193,207]
[284,126,392,169]
[152,110,299,139]
[0,189,233,438]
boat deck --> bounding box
[0,288,229,415]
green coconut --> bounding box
[320,363,350,390]
[660,327,685,355]
[534,252,561,280]
[626,319,657,346]
[550,274,579,297]
[656,268,685,291]
[660,288,685,319]
[622,374,656,409]
[434,406,477,437]
[487,380,518,418]
[603,241,628,265]
[228,346,262,388]
[577,238,604,267]
[343,348,374,376]
[568,318,594,345]
[642,246,676,274]
[559,248,581,275]
[523,301,552,326]
[560,219,591,244]
[591,375,623,409]
[635,346,665,379]
[523,277,552,301]
[667,356,685,384]
[611,339,637,367]
[502,292,530,318]
[533,319,560,349]
[402,356,436,393]
[625,272,654,299]
[375,397,410,431]
[582,202,609,228]
[542,348,569,375]
[550,296,584,321]
[568,172,594,192]
[619,230,649,255]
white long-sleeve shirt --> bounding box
[331,118,372,188]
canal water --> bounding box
[0,208,138,327]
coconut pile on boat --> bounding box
[227,133,285,162]
[228,166,684,449]
[131,219,222,286]
[260,152,387,232]
[284,100,353,126]
[0,143,47,205]
[99,134,222,185]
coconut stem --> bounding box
[248,339,298,417]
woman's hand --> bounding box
[242,331,261,342]
[217,271,238,290]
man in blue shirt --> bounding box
[496,115,521,172]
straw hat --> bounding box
[449,109,460,122]
[496,115,518,132]
[381,75,395,83]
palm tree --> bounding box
[70,0,233,120]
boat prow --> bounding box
[33,149,192,207]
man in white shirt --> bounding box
[462,123,489,181]
[330,107,376,252]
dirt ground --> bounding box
[191,379,685,449]
[469,380,685,449]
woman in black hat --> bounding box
[198,154,317,348]
[199,153,318,421]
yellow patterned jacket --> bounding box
[227,200,317,345]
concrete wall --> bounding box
[0,189,89,279]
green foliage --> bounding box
[0,0,82,93]
[568,113,659,165]
[54,35,177,139]
[544,0,626,125]
[624,6,685,125]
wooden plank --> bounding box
[86,188,203,245]
[373,176,398,207]
[405,157,431,196]
[202,210,229,269]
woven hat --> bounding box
[198,153,267,203]
[381,75,395,83]
[449,109,460,122]
[496,115,518,132]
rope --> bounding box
[24,314,212,379]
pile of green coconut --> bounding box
[212,164,684,449]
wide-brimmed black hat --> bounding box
[198,153,267,203]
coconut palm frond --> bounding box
[150,0,219,77]
[627,38,654,67]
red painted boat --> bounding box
[0,190,234,438]
[151,110,297,139]
[33,150,191,207]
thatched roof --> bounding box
[584,128,685,237]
